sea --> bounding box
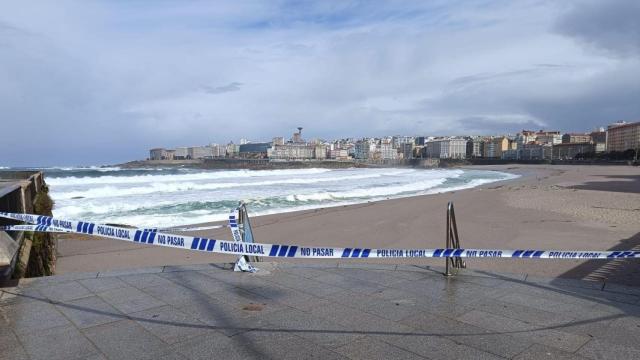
[5,166,517,227]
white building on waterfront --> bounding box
[425,138,467,159]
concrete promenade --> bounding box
[1,262,639,359]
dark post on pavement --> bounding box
[445,201,466,276]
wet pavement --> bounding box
[1,262,639,359]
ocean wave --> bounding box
[50,172,394,199]
[46,168,337,186]
[48,168,515,227]
[284,178,447,202]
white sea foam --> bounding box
[46,168,335,186]
[285,178,447,202]
[51,172,391,200]
[48,167,516,227]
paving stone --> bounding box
[241,330,348,360]
[176,296,270,337]
[400,310,532,358]
[390,276,444,296]
[159,271,231,294]
[457,309,591,352]
[120,272,176,289]
[333,336,426,360]
[20,325,99,360]
[208,286,270,305]
[375,286,476,318]
[130,305,214,344]
[37,281,92,302]
[0,328,29,360]
[308,301,415,335]
[589,299,640,317]
[609,314,640,331]
[261,307,364,348]
[155,350,189,360]
[141,283,202,306]
[470,296,576,326]
[171,330,275,360]
[82,353,108,360]
[324,267,411,286]
[379,333,505,360]
[0,286,43,305]
[79,276,130,293]
[163,263,221,272]
[578,339,640,360]
[386,269,432,281]
[55,295,123,329]
[97,266,163,277]
[312,271,387,295]
[84,319,171,360]
[261,272,344,298]
[26,272,98,286]
[249,282,327,311]
[97,285,166,313]
[281,267,334,280]
[564,317,640,351]
[336,263,398,271]
[552,312,628,347]
[514,343,590,359]
[526,276,604,291]
[499,291,596,319]
[4,263,640,360]
[603,283,640,297]
[5,300,70,334]
[316,289,422,322]
[197,270,270,290]
[503,283,614,310]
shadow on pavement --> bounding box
[1,289,625,338]
[557,231,640,286]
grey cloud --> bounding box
[555,0,640,57]
[447,68,545,90]
[455,116,544,136]
[1,1,638,166]
[201,82,243,94]
[522,65,640,132]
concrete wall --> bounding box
[0,171,44,279]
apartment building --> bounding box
[606,121,640,152]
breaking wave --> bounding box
[45,167,516,227]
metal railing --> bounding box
[445,201,465,276]
[236,202,261,263]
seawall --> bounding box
[118,158,441,169]
[0,171,54,280]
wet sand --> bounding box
[56,165,640,285]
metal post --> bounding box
[445,202,452,276]
[444,201,465,276]
[237,202,260,263]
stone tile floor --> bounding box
[1,262,639,359]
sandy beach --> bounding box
[55,164,640,285]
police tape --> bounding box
[1,211,639,260]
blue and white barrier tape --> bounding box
[1,211,639,260]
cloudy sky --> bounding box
[1,0,638,166]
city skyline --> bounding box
[149,120,638,163]
[1,1,639,166]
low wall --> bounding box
[203,159,363,169]
[0,171,45,279]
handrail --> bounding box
[445,201,466,276]
[236,202,261,263]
